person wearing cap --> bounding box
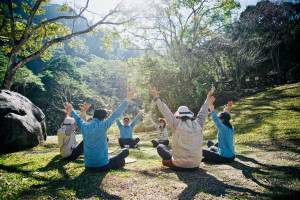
[117,110,143,148]
[145,114,169,147]
[148,85,215,171]
[202,98,235,163]
[65,87,136,172]
[58,103,91,160]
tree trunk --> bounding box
[1,54,18,90]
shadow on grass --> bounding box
[173,168,262,199]
[0,155,122,199]
[224,155,300,199]
[26,169,121,199]
[240,138,300,154]
[236,155,300,179]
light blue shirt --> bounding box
[211,110,235,158]
[71,100,128,167]
[116,114,139,139]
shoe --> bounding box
[207,141,214,148]
[133,144,138,148]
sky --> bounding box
[50,0,261,20]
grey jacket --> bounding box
[146,115,168,141]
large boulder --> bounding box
[0,90,46,154]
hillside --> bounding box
[0,83,299,199]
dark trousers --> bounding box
[202,146,235,163]
[63,141,84,160]
[151,139,169,147]
[157,144,198,171]
[86,148,129,172]
[118,138,140,148]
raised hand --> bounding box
[148,84,157,99]
[126,86,136,102]
[106,109,113,115]
[209,96,215,111]
[207,86,215,98]
[65,102,74,114]
[80,103,91,112]
[138,109,144,116]
[227,101,234,109]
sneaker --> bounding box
[133,144,138,148]
[207,141,215,148]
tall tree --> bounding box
[130,0,240,81]
[0,0,138,89]
[229,0,300,85]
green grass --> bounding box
[1,83,299,199]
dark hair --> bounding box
[123,117,129,121]
[180,116,191,122]
[93,108,107,121]
[158,118,166,128]
[218,112,233,129]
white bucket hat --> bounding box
[174,106,194,118]
[63,117,75,125]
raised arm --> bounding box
[196,86,215,127]
[209,97,230,132]
[60,111,77,136]
[116,119,122,127]
[66,102,86,131]
[145,114,159,129]
[148,85,178,132]
[130,111,141,127]
[224,101,233,113]
[103,87,136,129]
[211,110,230,133]
[79,103,91,121]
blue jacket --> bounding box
[116,114,139,139]
[71,101,128,167]
[211,110,235,158]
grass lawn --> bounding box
[0,83,299,199]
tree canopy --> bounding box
[0,0,299,134]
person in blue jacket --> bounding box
[117,110,143,148]
[65,87,136,172]
[202,97,235,163]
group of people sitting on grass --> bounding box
[57,85,235,172]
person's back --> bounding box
[172,120,203,168]
[148,85,215,170]
[80,118,110,167]
[57,115,84,160]
[66,87,137,171]
[202,99,235,163]
[217,122,234,158]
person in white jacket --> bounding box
[58,103,91,160]
[145,114,169,147]
[148,85,215,171]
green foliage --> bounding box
[228,1,300,82]
[0,1,71,61]
[0,53,44,93]
[127,54,213,119]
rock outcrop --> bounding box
[0,90,46,154]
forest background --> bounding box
[0,0,299,135]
